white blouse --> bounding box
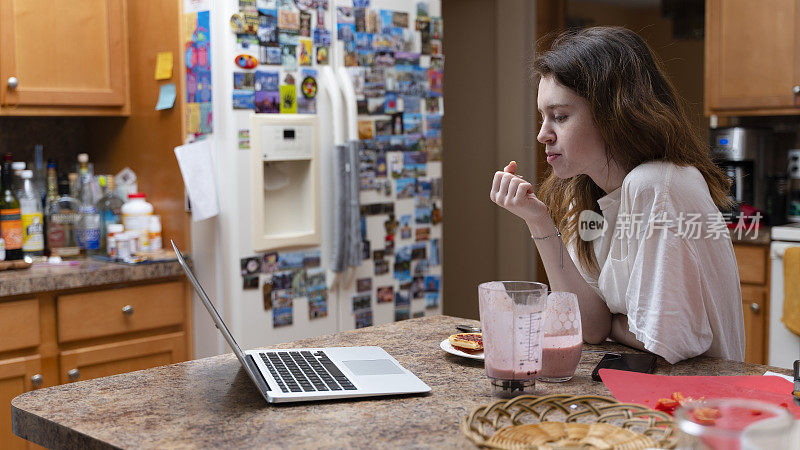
[568,161,745,363]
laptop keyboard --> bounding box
[259,351,357,393]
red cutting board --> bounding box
[599,369,800,419]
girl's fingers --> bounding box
[490,171,504,202]
[515,181,532,200]
[507,177,523,202]
[498,172,513,201]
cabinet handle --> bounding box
[122,305,134,316]
[7,76,18,91]
[68,369,80,381]
[750,302,760,313]
[794,85,800,95]
[30,374,43,387]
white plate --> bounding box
[440,338,484,360]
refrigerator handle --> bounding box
[319,66,344,145]
[335,66,359,142]
[346,140,362,270]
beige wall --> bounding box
[567,1,708,135]
[441,0,539,320]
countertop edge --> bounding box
[12,402,119,450]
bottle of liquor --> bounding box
[43,159,58,255]
[19,170,44,257]
[46,174,80,259]
[76,154,100,254]
[0,153,24,260]
[95,175,123,254]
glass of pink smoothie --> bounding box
[538,291,582,382]
[478,281,548,396]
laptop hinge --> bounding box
[245,354,271,393]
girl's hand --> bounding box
[490,161,549,225]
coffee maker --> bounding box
[709,127,770,212]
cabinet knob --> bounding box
[30,374,43,387]
[122,305,134,316]
[794,85,800,95]
[68,369,80,381]
[7,76,18,91]
[750,302,760,313]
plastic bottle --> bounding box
[148,215,162,252]
[76,154,101,254]
[0,237,5,261]
[19,170,44,257]
[122,193,153,252]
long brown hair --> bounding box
[533,26,731,274]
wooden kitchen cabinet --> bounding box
[0,278,191,449]
[705,0,800,116]
[0,356,41,449]
[0,0,129,115]
[733,244,770,364]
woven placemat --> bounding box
[461,394,678,449]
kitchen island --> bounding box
[11,315,794,449]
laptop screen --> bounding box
[171,241,252,371]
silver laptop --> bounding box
[172,241,431,403]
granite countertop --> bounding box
[0,258,184,298]
[12,315,794,449]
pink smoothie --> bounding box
[540,335,582,379]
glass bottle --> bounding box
[19,170,44,257]
[43,159,58,255]
[95,175,123,254]
[46,174,80,259]
[0,153,24,260]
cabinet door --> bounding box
[741,285,767,364]
[59,332,186,384]
[0,0,128,109]
[705,0,800,113]
[0,355,42,450]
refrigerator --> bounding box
[185,0,444,357]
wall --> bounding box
[441,0,538,320]
[566,1,707,136]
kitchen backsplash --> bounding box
[0,117,88,167]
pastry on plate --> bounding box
[449,333,483,351]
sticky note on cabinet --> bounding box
[156,83,176,110]
[155,51,174,80]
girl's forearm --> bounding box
[610,314,647,351]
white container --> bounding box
[122,193,153,252]
[148,215,162,252]
[116,232,134,261]
[106,223,124,257]
[0,237,5,261]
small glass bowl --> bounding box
[673,398,794,449]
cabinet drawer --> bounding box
[734,245,767,285]
[59,332,186,384]
[57,281,184,343]
[0,298,40,352]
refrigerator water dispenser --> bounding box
[250,114,320,251]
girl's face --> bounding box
[536,76,609,182]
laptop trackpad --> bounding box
[343,359,404,376]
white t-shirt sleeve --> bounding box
[624,227,713,364]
